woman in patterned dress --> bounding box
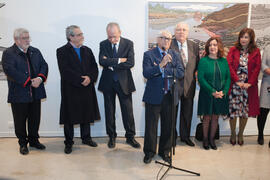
[227,28,261,146]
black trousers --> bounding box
[11,100,41,146]
[64,123,91,146]
[103,81,135,139]
[143,93,173,156]
[175,95,194,140]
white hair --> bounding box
[157,30,172,39]
[106,22,121,32]
[66,25,80,41]
[175,22,189,31]
[13,28,29,40]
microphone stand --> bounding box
[155,63,200,179]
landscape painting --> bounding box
[250,4,270,52]
[148,2,249,56]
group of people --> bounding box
[1,22,270,165]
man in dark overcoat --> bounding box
[57,25,100,154]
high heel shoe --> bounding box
[238,140,244,146]
[209,140,217,150]
[257,136,264,145]
[203,140,209,150]
[230,138,236,146]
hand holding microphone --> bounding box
[159,47,172,68]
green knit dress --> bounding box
[197,56,231,115]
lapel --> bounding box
[186,40,196,70]
[106,40,114,58]
[153,47,163,65]
[247,48,258,65]
[117,37,124,57]
[66,42,82,67]
[171,39,180,53]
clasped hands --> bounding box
[236,82,251,89]
[31,77,42,88]
[212,91,224,99]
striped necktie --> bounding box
[180,44,187,67]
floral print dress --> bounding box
[229,50,249,118]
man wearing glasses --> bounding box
[57,25,100,154]
[98,22,140,149]
[2,28,48,155]
[142,30,184,164]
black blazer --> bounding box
[98,37,135,95]
[170,39,200,98]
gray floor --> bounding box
[0,136,269,180]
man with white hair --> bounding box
[2,28,48,155]
[142,30,184,164]
[170,22,200,147]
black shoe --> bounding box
[64,144,72,154]
[143,154,154,164]
[19,145,29,155]
[181,138,195,147]
[82,139,98,147]
[29,141,46,150]
[126,138,141,149]
[269,141,270,148]
[257,136,264,145]
[209,140,217,150]
[203,140,209,150]
[159,153,171,164]
[108,137,115,148]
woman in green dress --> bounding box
[197,37,231,150]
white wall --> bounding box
[0,0,269,137]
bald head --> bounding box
[175,22,189,43]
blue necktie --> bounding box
[113,44,117,58]
[112,44,118,81]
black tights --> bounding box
[257,108,270,137]
[203,115,219,143]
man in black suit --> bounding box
[170,22,200,147]
[57,25,100,154]
[98,22,140,149]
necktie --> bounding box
[162,52,169,92]
[180,44,187,68]
[113,44,117,58]
[112,44,118,81]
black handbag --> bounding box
[195,122,220,141]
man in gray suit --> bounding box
[170,22,200,146]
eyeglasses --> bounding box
[20,36,30,40]
[73,33,83,37]
[159,36,171,41]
